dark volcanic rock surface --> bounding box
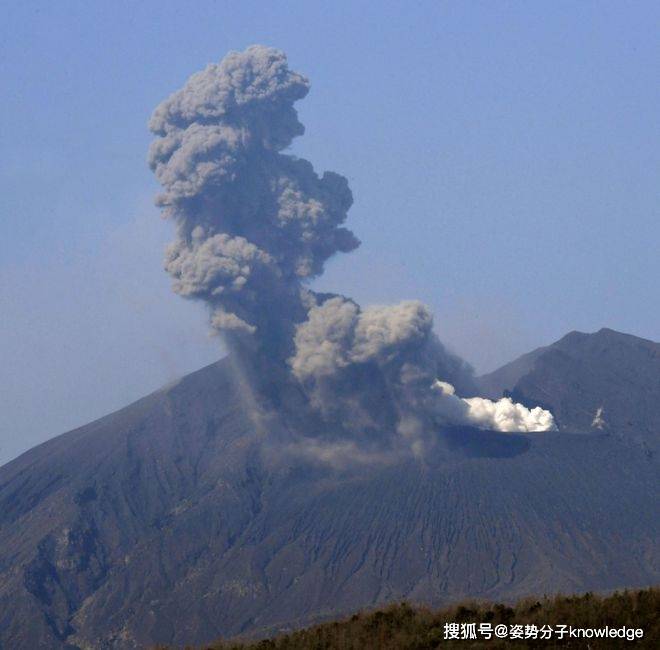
[478,328,660,451]
[1,336,659,649]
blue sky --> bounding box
[1,1,659,465]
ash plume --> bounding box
[149,45,555,448]
[149,45,357,358]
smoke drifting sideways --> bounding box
[432,381,556,433]
[149,45,556,450]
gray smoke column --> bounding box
[149,45,358,359]
[149,46,555,446]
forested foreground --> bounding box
[160,586,659,649]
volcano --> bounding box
[0,329,658,649]
[479,327,660,453]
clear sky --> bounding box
[1,1,658,466]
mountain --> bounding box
[478,328,660,452]
[1,331,659,649]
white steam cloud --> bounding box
[432,381,557,432]
[591,406,606,429]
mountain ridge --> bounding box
[478,327,660,455]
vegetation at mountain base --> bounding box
[164,587,659,649]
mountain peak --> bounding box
[479,327,660,441]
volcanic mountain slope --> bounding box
[0,334,659,649]
[478,328,660,451]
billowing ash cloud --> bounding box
[150,45,556,446]
[149,45,358,354]
[289,296,475,445]
[290,299,434,379]
[432,381,556,432]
